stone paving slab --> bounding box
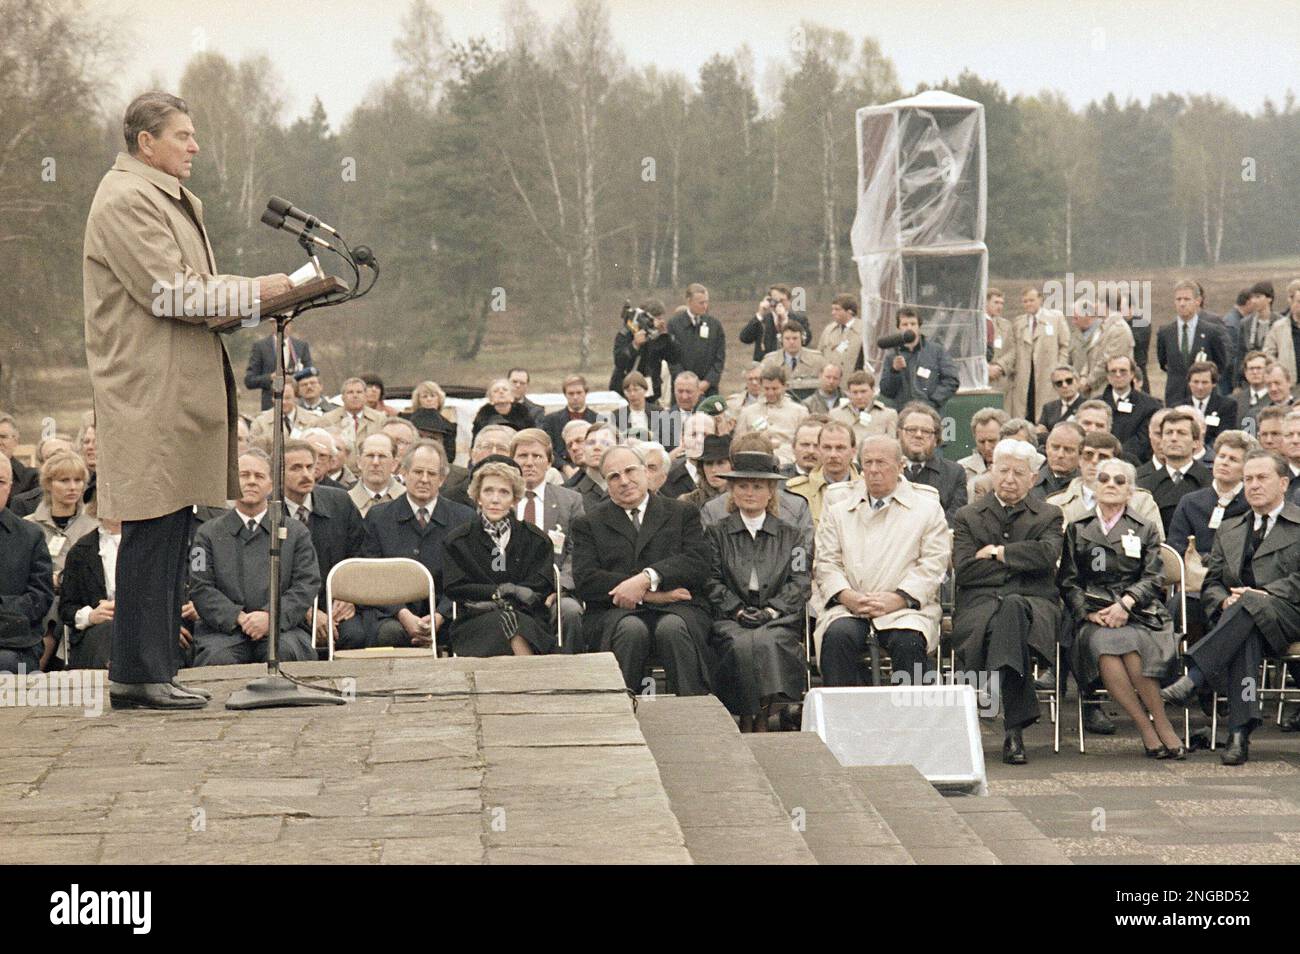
[985,701,1300,864]
[0,654,691,864]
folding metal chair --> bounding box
[325,557,437,660]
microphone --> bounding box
[352,245,378,271]
[877,329,917,350]
[266,196,340,237]
[260,208,337,252]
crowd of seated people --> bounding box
[5,277,1300,766]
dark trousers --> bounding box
[112,507,192,684]
[1188,603,1266,730]
[821,619,930,687]
[69,622,113,670]
[0,646,41,674]
[608,611,709,696]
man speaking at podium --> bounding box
[84,91,291,709]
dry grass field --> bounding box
[10,259,1300,446]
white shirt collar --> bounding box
[1081,485,1096,509]
[1166,459,1195,479]
[517,482,546,522]
[288,493,313,518]
[1214,481,1241,504]
[1113,388,1131,402]
[407,494,436,518]
[239,507,268,529]
[626,494,650,522]
[739,511,766,536]
[1254,499,1285,530]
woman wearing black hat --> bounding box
[704,451,811,731]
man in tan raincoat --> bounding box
[84,91,289,708]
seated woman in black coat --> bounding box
[470,379,537,441]
[1058,457,1183,758]
[705,451,811,731]
[443,461,558,657]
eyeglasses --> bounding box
[900,426,936,436]
[1095,473,1128,485]
[1052,377,1075,387]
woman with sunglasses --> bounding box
[1058,457,1184,758]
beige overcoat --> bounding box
[812,478,951,656]
[84,152,249,521]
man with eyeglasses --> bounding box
[1164,451,1300,765]
[1038,366,1086,436]
[1100,355,1163,463]
[814,435,950,689]
[570,445,713,695]
[897,402,967,524]
[1233,351,1273,431]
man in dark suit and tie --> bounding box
[512,428,586,652]
[245,328,313,411]
[1163,451,1300,764]
[1157,281,1229,406]
[898,402,967,523]
[1234,351,1272,430]
[738,284,812,362]
[1037,366,1085,435]
[667,283,726,397]
[1185,361,1238,448]
[571,445,713,695]
[190,450,321,666]
[282,440,366,652]
[362,440,474,650]
[0,415,39,499]
[1030,422,1083,500]
[1101,355,1164,462]
[1137,409,1212,534]
[541,375,598,468]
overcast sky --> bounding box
[96,0,1297,125]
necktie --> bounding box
[627,507,641,531]
[373,493,384,502]
[296,506,310,526]
[871,498,885,511]
[416,507,429,530]
[1179,322,1190,360]
[1170,471,1182,485]
[246,518,258,538]
[908,463,923,481]
[524,490,537,526]
[788,355,796,372]
[1029,315,1037,338]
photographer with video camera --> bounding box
[610,298,679,404]
[739,284,811,363]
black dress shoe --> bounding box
[1220,730,1250,766]
[171,680,211,701]
[1143,744,1164,758]
[110,682,208,711]
[1083,706,1117,735]
[1033,667,1055,691]
[1156,745,1187,761]
[1160,675,1198,706]
[1003,729,1027,765]
[1281,708,1300,733]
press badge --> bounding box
[836,340,849,353]
[699,323,709,338]
[1195,350,1207,363]
[1205,413,1220,427]
[993,337,1003,349]
[1121,532,1141,558]
[916,366,932,379]
[1116,400,1133,414]
[47,536,65,559]
[1044,323,1054,336]
[754,417,769,431]
[1208,506,1225,530]
[858,411,872,426]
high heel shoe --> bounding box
[1143,744,1164,758]
[1156,745,1187,761]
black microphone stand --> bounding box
[226,231,348,710]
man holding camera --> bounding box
[739,284,811,363]
[610,299,679,404]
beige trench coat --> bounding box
[990,308,1071,420]
[812,478,951,656]
[84,152,250,521]
[1263,315,1299,383]
[1077,314,1135,397]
